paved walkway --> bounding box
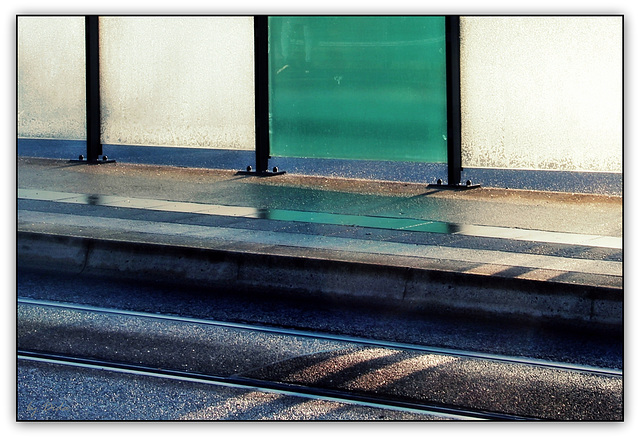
[17,157,623,330]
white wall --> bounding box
[17,17,86,140]
[460,16,622,173]
[99,17,255,150]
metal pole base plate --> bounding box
[69,159,117,164]
[69,156,116,164]
[236,167,286,177]
[427,181,481,190]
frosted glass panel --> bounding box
[17,16,86,140]
[269,16,448,162]
[100,17,254,150]
[460,17,622,172]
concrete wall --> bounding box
[99,17,255,150]
[17,17,86,140]
[460,16,622,173]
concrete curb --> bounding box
[17,231,622,332]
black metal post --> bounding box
[429,16,477,189]
[238,15,283,176]
[77,16,113,164]
[445,15,463,186]
[85,15,102,161]
[254,15,270,174]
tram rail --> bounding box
[18,297,622,378]
[18,349,536,421]
[18,297,623,420]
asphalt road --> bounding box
[18,359,445,421]
[17,267,623,421]
[17,267,622,370]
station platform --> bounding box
[16,156,623,332]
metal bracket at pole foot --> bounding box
[236,166,286,177]
[69,155,116,164]
[427,179,480,190]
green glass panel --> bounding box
[268,16,448,163]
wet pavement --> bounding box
[17,157,622,236]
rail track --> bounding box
[18,297,622,378]
[19,349,536,421]
[18,297,622,420]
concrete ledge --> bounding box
[17,231,622,332]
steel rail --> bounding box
[18,349,537,421]
[18,297,622,377]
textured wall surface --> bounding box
[460,17,622,172]
[17,17,86,140]
[99,17,255,150]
